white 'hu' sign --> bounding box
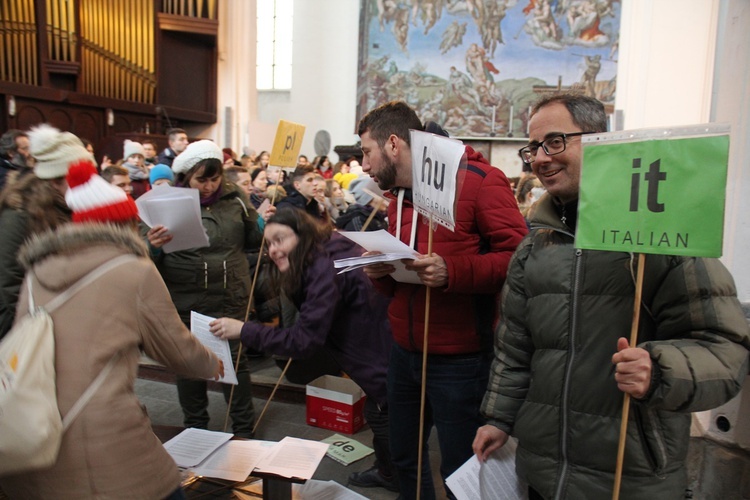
[409,129,465,232]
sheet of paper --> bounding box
[296,479,369,499]
[136,185,209,253]
[163,428,233,468]
[446,439,527,500]
[235,479,368,500]
[336,230,421,284]
[191,440,271,482]
[253,436,329,480]
[190,311,238,385]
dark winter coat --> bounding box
[481,193,750,499]
[335,204,388,232]
[152,181,261,324]
[276,187,322,219]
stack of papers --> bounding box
[235,479,369,499]
[163,428,234,469]
[163,429,330,483]
[136,185,209,253]
[335,230,421,284]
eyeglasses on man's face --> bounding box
[518,131,594,164]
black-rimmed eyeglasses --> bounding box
[518,131,594,164]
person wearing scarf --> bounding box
[145,140,262,438]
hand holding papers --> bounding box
[446,439,527,500]
[335,230,421,284]
[190,311,238,385]
[136,185,209,253]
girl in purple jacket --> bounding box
[210,207,399,493]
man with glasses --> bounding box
[474,92,749,499]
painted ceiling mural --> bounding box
[356,0,621,138]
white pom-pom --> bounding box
[28,123,63,155]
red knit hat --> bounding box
[65,161,139,223]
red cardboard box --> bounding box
[306,375,366,434]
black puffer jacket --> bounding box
[482,193,750,499]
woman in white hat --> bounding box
[146,140,262,438]
[0,124,88,339]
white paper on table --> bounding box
[190,440,272,482]
[252,436,329,480]
[335,230,421,284]
[235,478,368,500]
[136,185,209,253]
[446,439,527,500]
[190,311,238,385]
[163,428,233,468]
[295,479,369,499]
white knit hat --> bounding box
[28,124,94,179]
[172,140,222,175]
[65,161,139,223]
[123,139,146,160]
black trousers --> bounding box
[176,339,255,438]
[364,397,394,479]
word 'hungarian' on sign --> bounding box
[413,192,452,220]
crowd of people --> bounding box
[0,94,748,500]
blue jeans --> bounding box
[387,344,491,500]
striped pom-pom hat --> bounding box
[65,161,139,223]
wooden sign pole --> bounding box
[612,253,646,500]
[416,216,435,500]
[224,182,282,433]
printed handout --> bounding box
[136,185,209,253]
[446,438,527,500]
[252,436,330,480]
[234,479,369,500]
[191,440,274,482]
[335,230,421,284]
[163,428,233,468]
[190,311,238,385]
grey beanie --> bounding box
[123,139,146,160]
[28,124,94,179]
[348,176,374,206]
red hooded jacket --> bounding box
[373,146,527,354]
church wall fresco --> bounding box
[356,0,621,138]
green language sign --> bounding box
[576,131,730,257]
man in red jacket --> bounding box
[357,101,528,499]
